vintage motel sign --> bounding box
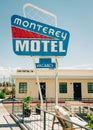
[36,58,56,68]
[11,15,70,57]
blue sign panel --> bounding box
[36,58,56,68]
[11,15,70,57]
[13,39,69,56]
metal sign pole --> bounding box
[55,58,58,105]
[32,57,43,110]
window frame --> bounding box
[19,82,27,94]
[59,82,67,94]
[87,82,93,93]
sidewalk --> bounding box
[0,102,21,130]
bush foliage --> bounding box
[0,91,6,99]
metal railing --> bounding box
[10,98,91,130]
[22,107,90,130]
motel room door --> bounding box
[73,83,82,100]
[39,82,46,100]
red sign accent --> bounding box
[12,26,52,39]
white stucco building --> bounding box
[12,69,93,102]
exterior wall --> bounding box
[15,77,93,99]
[14,69,93,100]
[16,78,38,99]
[15,78,56,99]
[45,78,55,98]
[82,79,93,99]
[58,79,73,99]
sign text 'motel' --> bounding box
[11,15,70,57]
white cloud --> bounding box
[59,64,93,70]
[0,67,17,78]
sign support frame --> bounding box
[55,58,58,105]
[32,57,43,110]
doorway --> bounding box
[73,83,82,100]
[38,82,46,100]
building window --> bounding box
[19,82,27,93]
[59,82,67,93]
[88,82,93,93]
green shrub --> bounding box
[86,113,93,129]
[36,103,41,108]
[0,91,6,99]
[10,88,15,97]
[23,96,31,109]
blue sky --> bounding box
[0,0,93,72]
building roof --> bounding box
[12,69,93,79]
